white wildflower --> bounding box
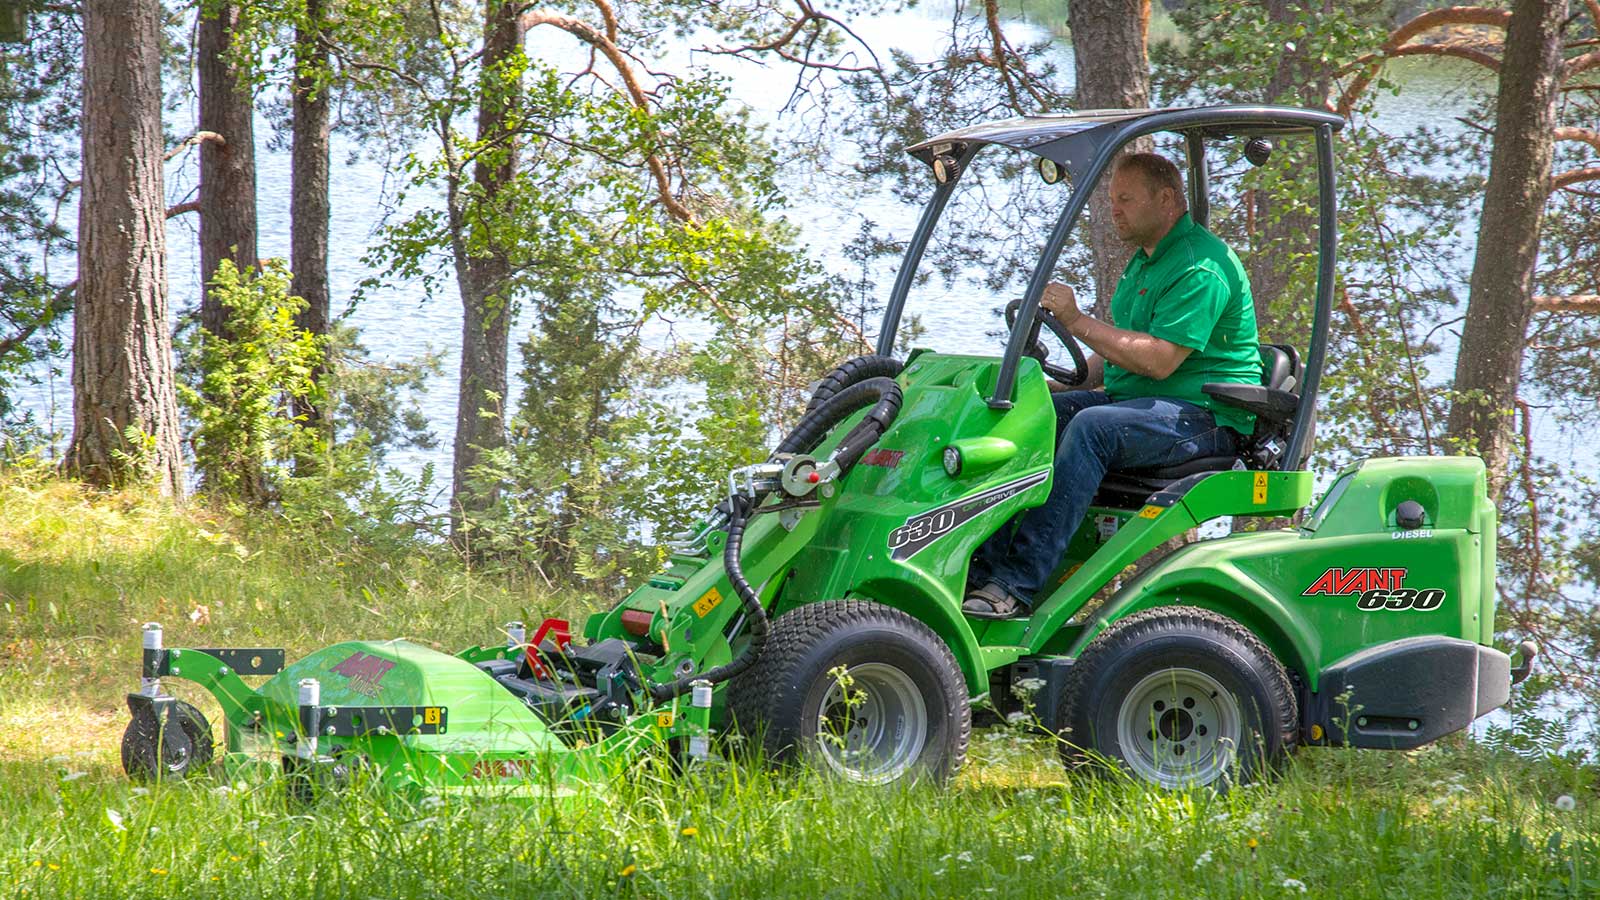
[1016,854,1035,862]
[1282,878,1308,893]
[956,851,973,863]
[1555,795,1577,811]
[131,787,150,797]
[60,771,87,782]
[212,785,233,796]
[106,808,126,832]
[1005,711,1028,725]
[1193,850,1214,870]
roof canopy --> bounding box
[905,106,1346,178]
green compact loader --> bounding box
[123,106,1536,795]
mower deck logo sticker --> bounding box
[1302,567,1446,611]
[330,651,396,696]
[692,587,722,617]
[888,471,1048,561]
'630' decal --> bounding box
[1354,588,1445,611]
[888,471,1048,561]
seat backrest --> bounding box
[1259,343,1298,392]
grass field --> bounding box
[2,476,1596,898]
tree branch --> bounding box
[1333,6,1511,114]
[165,200,202,218]
[163,130,225,162]
[1553,166,1600,190]
[1554,126,1600,154]
[1566,48,1600,78]
[520,8,694,223]
[1532,294,1600,313]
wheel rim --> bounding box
[1115,667,1242,788]
[815,662,928,783]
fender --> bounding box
[1066,541,1319,689]
[849,576,989,695]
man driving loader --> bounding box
[963,152,1262,619]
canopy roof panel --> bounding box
[905,105,1346,170]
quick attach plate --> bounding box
[307,705,448,736]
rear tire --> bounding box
[732,600,970,784]
[1056,606,1296,789]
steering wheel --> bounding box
[1004,297,1089,387]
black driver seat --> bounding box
[1091,344,1301,510]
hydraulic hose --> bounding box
[647,376,904,702]
[650,493,765,702]
[776,376,902,463]
[804,355,903,415]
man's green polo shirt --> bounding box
[1103,212,1260,434]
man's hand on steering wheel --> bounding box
[1004,284,1089,386]
[1040,282,1083,329]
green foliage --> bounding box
[177,260,326,503]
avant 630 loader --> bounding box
[124,106,1536,794]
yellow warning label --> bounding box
[1252,472,1269,505]
[693,587,723,617]
[1139,505,1162,519]
[423,707,442,725]
[656,711,675,729]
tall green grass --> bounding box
[2,477,1596,898]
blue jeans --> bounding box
[970,391,1239,606]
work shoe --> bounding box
[963,582,1027,619]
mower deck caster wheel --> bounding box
[121,700,214,781]
[1056,606,1297,790]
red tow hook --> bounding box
[525,618,573,681]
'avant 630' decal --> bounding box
[1302,567,1446,611]
[888,471,1048,561]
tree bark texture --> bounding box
[71,0,185,494]
[1067,0,1150,317]
[449,0,526,531]
[198,0,258,339]
[1446,0,1567,500]
[290,0,331,428]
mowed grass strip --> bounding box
[1,476,1596,898]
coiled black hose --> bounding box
[647,376,903,702]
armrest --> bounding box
[1201,382,1299,423]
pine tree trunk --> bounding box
[1068,0,1150,317]
[449,0,525,535]
[1446,0,1567,500]
[290,0,331,431]
[71,0,184,494]
[198,0,258,339]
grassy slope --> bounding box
[1,477,1596,898]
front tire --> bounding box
[1057,606,1296,789]
[731,600,970,784]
